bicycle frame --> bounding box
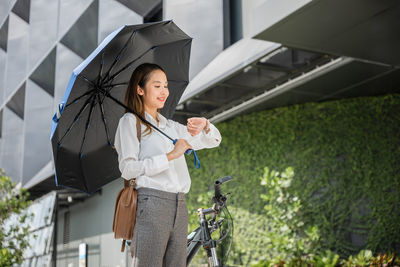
[186,175,234,267]
[186,209,220,267]
[187,226,203,264]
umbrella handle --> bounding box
[52,102,65,123]
[173,139,200,169]
[191,150,200,169]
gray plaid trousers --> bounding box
[130,187,188,267]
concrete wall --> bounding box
[56,179,129,267]
[163,0,224,80]
[0,0,142,185]
[241,0,311,38]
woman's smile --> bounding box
[157,97,166,102]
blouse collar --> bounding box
[144,110,167,129]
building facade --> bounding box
[1,0,399,266]
[0,0,233,266]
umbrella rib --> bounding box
[64,89,96,109]
[77,73,96,86]
[103,39,192,85]
[58,94,96,146]
[103,82,128,89]
[101,30,137,84]
[96,52,105,86]
[102,50,147,85]
[79,95,96,159]
[96,93,112,146]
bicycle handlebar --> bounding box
[190,176,234,267]
[211,176,233,214]
[214,176,233,199]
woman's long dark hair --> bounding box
[124,63,166,136]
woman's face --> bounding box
[137,69,169,111]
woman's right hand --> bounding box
[167,139,192,161]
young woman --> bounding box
[113,63,222,267]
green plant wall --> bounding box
[185,94,400,263]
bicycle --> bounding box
[186,175,234,267]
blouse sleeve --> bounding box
[171,119,222,151]
[114,114,170,180]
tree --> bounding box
[0,168,34,266]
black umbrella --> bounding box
[50,20,196,194]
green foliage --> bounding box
[367,251,400,266]
[224,206,275,265]
[252,249,400,266]
[259,167,320,260]
[215,167,321,266]
[313,249,340,267]
[185,94,400,264]
[0,169,34,266]
[342,249,373,267]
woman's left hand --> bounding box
[187,117,207,136]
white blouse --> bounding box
[113,111,222,193]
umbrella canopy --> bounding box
[50,20,192,194]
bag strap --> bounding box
[124,116,141,188]
[136,114,142,143]
[121,240,126,252]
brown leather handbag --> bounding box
[112,116,141,252]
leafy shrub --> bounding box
[0,169,34,266]
[259,167,320,260]
[185,94,400,263]
[252,249,400,267]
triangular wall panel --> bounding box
[0,1,12,27]
[58,0,94,41]
[28,0,58,70]
[6,82,25,119]
[116,0,160,17]
[29,47,56,97]
[22,79,53,184]
[98,0,142,42]
[0,16,8,51]
[60,0,98,59]
[1,106,24,183]
[54,43,83,113]
[0,49,6,106]
[0,109,3,138]
[11,0,30,23]
[5,12,28,98]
